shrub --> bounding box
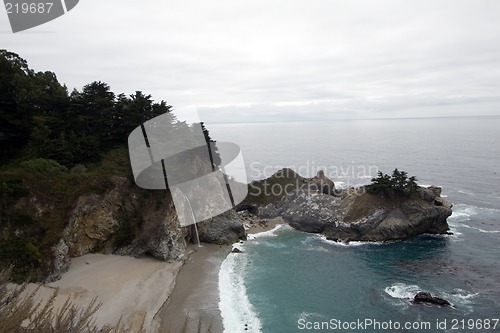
[71,164,87,174]
[20,159,68,174]
[0,178,29,202]
[0,238,43,283]
[12,210,35,226]
[88,177,115,195]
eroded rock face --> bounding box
[48,175,247,280]
[250,169,452,242]
[116,196,188,262]
[63,188,123,257]
[259,190,342,233]
[307,170,336,195]
[44,177,190,280]
[196,209,247,245]
[44,239,71,283]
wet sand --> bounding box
[157,244,231,333]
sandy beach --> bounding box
[157,244,231,333]
[158,219,287,333]
[22,220,286,333]
[27,254,182,332]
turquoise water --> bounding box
[214,117,500,333]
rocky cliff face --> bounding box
[44,176,246,282]
[42,177,185,282]
[322,186,452,242]
[245,169,452,243]
[197,209,247,244]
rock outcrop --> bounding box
[45,239,71,282]
[45,176,246,282]
[413,291,451,306]
[243,169,452,242]
[63,178,127,257]
[196,209,247,245]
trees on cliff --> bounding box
[366,169,418,197]
[0,49,223,285]
[0,49,173,166]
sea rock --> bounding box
[232,247,243,253]
[244,169,452,242]
[413,291,451,306]
[323,192,453,242]
[306,170,336,195]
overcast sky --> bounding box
[2,0,500,123]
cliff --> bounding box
[49,177,246,282]
[1,160,451,283]
[242,168,452,243]
[0,162,246,283]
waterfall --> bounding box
[183,193,201,247]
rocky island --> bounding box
[239,168,453,243]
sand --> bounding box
[157,244,231,333]
[157,219,287,333]
[27,254,182,332]
[22,219,286,333]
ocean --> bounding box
[210,116,500,333]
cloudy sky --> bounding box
[2,0,500,123]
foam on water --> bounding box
[448,204,500,234]
[384,283,421,300]
[385,283,479,309]
[219,252,262,333]
[444,289,479,305]
[297,311,326,323]
[461,224,500,234]
[318,234,386,247]
[246,224,289,240]
[448,204,475,222]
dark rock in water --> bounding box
[413,291,451,306]
[232,247,243,253]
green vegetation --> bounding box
[0,238,43,283]
[0,49,224,332]
[0,49,222,284]
[20,158,68,174]
[0,49,173,166]
[366,169,419,197]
